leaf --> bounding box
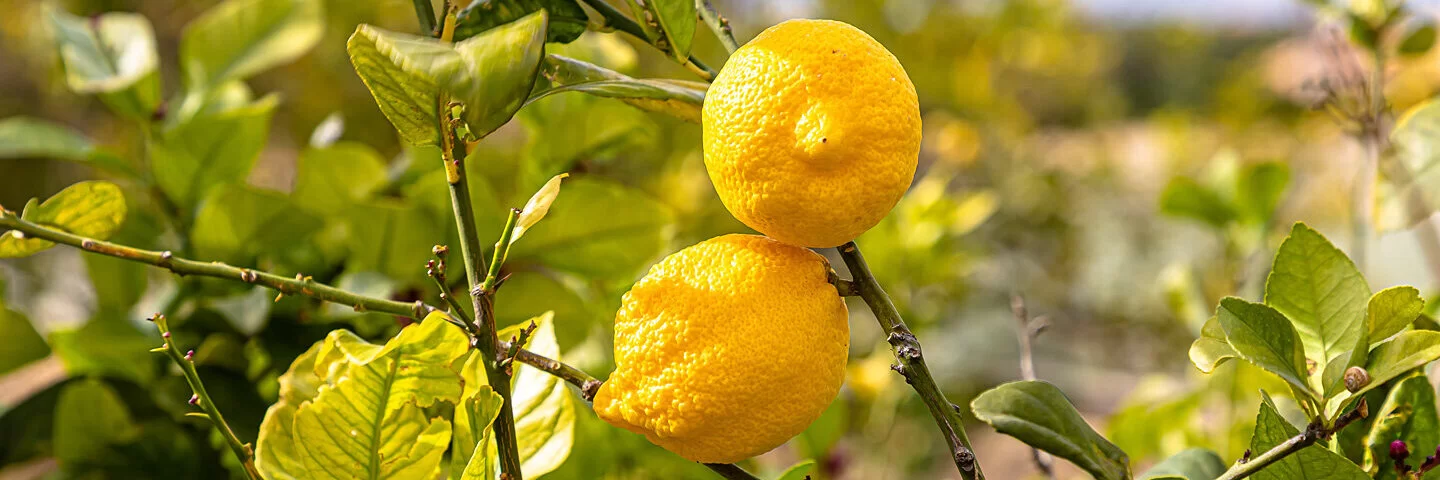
[354,12,548,139]
[48,320,157,384]
[1362,374,1438,479]
[1368,286,1424,345]
[511,173,568,244]
[1349,330,1440,399]
[775,460,817,480]
[1190,316,1237,373]
[454,312,575,478]
[1247,392,1369,480]
[1215,297,1315,399]
[1236,162,1290,224]
[255,314,470,480]
[453,382,504,479]
[178,0,323,104]
[455,0,589,43]
[210,286,273,336]
[1400,22,1437,56]
[0,117,91,161]
[507,177,675,279]
[491,271,591,349]
[191,185,323,265]
[52,379,139,467]
[0,181,127,258]
[971,380,1131,480]
[1140,448,1226,480]
[1380,100,1440,230]
[150,95,279,208]
[347,26,440,146]
[0,307,48,376]
[534,54,706,122]
[45,6,159,101]
[1159,177,1238,228]
[626,0,697,60]
[293,142,389,215]
[343,199,446,287]
[1264,222,1370,385]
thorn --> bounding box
[150,347,167,353]
[184,412,210,420]
[353,304,366,313]
[951,403,963,414]
[890,364,907,376]
[146,313,163,323]
[1241,449,1252,464]
[274,292,285,302]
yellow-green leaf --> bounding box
[1,181,126,258]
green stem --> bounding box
[149,314,261,480]
[578,0,717,80]
[0,212,429,319]
[412,0,437,35]
[837,241,983,480]
[1215,399,1368,480]
[697,0,739,54]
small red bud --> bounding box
[184,350,194,361]
[188,394,199,406]
[1392,440,1410,462]
[162,332,171,339]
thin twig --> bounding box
[704,462,762,480]
[1010,295,1054,479]
[1215,399,1369,480]
[0,212,430,319]
[837,241,983,479]
[697,0,739,54]
[578,0,717,81]
[411,0,436,36]
[148,313,260,480]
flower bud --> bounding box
[188,394,200,406]
[1391,440,1410,462]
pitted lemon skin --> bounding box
[702,19,921,248]
[593,234,850,463]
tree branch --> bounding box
[578,0,717,81]
[1215,399,1368,480]
[149,313,260,480]
[837,241,983,479]
[697,0,739,54]
[704,463,761,480]
[1011,295,1054,479]
[0,211,430,319]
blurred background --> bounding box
[3,0,1440,478]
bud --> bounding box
[162,331,171,339]
[188,394,200,406]
[1391,440,1410,462]
[184,350,194,361]
[432,245,449,258]
[1344,366,1370,393]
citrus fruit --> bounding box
[701,19,921,248]
[594,234,850,463]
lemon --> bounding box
[702,19,922,248]
[594,234,850,463]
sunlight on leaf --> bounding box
[1190,316,1237,373]
[45,5,161,119]
[1264,223,1370,388]
[511,173,568,244]
[150,95,278,207]
[1215,297,1315,400]
[178,0,323,117]
[0,181,126,258]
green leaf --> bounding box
[491,271,591,349]
[293,142,389,215]
[1159,177,1238,228]
[1265,222,1370,385]
[775,460,817,480]
[1236,162,1290,224]
[1380,100,1440,230]
[455,0,588,43]
[343,199,446,287]
[0,181,127,258]
[151,95,278,208]
[1215,297,1315,399]
[533,54,706,123]
[0,307,48,375]
[46,6,161,119]
[971,380,1131,480]
[256,314,470,480]
[1140,448,1226,480]
[353,12,547,139]
[507,177,675,279]
[178,0,323,110]
[0,117,91,161]
[1247,392,1368,480]
[347,26,440,146]
[210,286,273,336]
[511,173,568,244]
[1400,22,1437,56]
[1363,374,1438,479]
[1350,330,1440,400]
[52,379,139,468]
[453,381,504,479]
[49,319,157,384]
[1368,286,1424,345]
[1190,316,1237,373]
[626,0,697,61]
[191,185,323,265]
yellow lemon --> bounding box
[594,234,849,463]
[702,19,921,248]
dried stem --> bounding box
[697,0,739,54]
[1215,399,1369,480]
[578,0,717,80]
[704,463,761,480]
[837,241,983,479]
[149,314,260,480]
[1010,295,1054,479]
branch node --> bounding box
[955,446,976,471]
[81,239,95,250]
[581,380,602,402]
[159,250,174,266]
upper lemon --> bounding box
[593,234,850,463]
[702,19,921,248]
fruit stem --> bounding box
[837,241,985,480]
[578,0,717,81]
